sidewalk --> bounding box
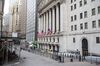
[3,50,99,66]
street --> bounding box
[3,50,99,66]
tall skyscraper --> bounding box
[18,0,27,39]
[26,0,36,43]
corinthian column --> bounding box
[56,5,59,33]
[52,7,55,33]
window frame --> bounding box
[92,8,96,16]
[96,37,100,43]
[74,4,76,9]
[80,23,83,30]
[84,11,87,18]
[80,13,83,19]
[79,0,82,7]
[74,15,77,20]
[84,22,88,29]
[71,16,73,22]
[92,20,96,28]
[71,5,73,11]
[98,20,100,28]
[74,25,77,30]
[71,25,73,31]
[73,38,76,43]
[98,6,100,14]
[84,0,87,5]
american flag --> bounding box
[47,28,52,35]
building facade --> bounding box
[67,0,100,56]
[26,0,36,43]
[9,0,27,39]
[37,0,67,53]
[3,13,10,37]
[18,0,27,39]
[0,0,5,37]
[37,0,100,56]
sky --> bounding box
[4,0,10,15]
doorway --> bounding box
[82,38,88,56]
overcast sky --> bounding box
[4,0,10,15]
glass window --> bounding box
[98,6,100,14]
[71,25,73,31]
[71,16,73,22]
[92,8,96,15]
[74,15,77,20]
[80,23,83,30]
[71,0,73,3]
[74,4,76,9]
[85,22,88,29]
[80,0,82,7]
[80,13,83,19]
[92,20,96,28]
[84,0,87,5]
[74,25,77,30]
[73,38,75,43]
[98,20,100,28]
[71,5,73,11]
[84,11,87,18]
[96,37,100,43]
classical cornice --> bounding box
[38,0,54,12]
[38,0,65,14]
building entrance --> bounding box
[82,38,88,56]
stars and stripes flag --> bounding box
[47,28,52,35]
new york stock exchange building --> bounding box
[37,0,100,56]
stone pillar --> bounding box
[38,17,41,32]
[52,7,55,33]
[39,15,42,32]
[45,13,46,33]
[56,5,59,33]
[43,14,45,32]
[49,9,51,31]
[43,13,46,33]
[41,15,43,32]
[46,12,48,34]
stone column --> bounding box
[52,7,55,33]
[49,9,51,31]
[40,16,42,32]
[56,5,59,33]
[46,12,48,34]
[38,17,41,32]
[45,13,46,33]
[43,14,45,31]
[41,15,43,31]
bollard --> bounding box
[62,56,64,63]
[70,58,73,62]
[79,55,81,62]
[58,56,61,62]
